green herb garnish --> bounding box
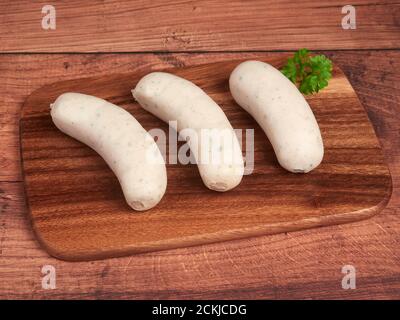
[281,48,333,94]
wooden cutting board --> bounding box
[20,56,392,261]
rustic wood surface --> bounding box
[0,51,399,298]
[1,0,400,52]
[20,56,392,261]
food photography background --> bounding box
[0,0,399,299]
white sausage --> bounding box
[50,92,167,211]
[132,72,244,191]
[229,61,324,173]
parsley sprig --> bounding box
[281,49,333,94]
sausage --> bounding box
[132,72,244,191]
[229,60,324,173]
[50,92,167,211]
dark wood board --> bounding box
[19,55,392,261]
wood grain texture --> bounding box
[1,52,399,298]
[20,56,392,261]
[1,0,400,52]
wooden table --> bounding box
[0,0,399,299]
